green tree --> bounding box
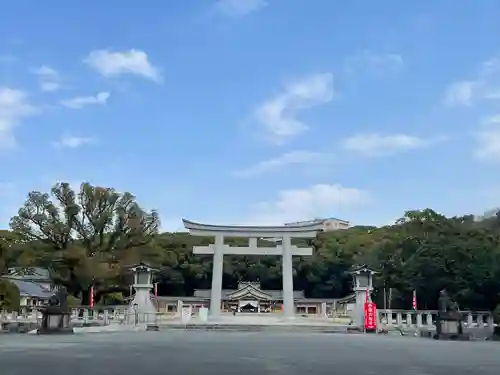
[0,279,20,312]
[0,230,25,275]
[10,182,161,304]
[370,209,500,310]
[4,202,500,311]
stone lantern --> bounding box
[348,265,377,328]
[131,262,155,287]
[127,262,158,325]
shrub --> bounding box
[67,295,81,306]
[493,303,500,325]
[0,279,20,312]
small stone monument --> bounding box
[127,262,159,331]
[435,289,470,340]
[37,286,74,335]
[348,265,377,330]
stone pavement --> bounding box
[1,331,499,375]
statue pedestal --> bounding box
[128,288,157,324]
[435,312,470,341]
[37,307,74,335]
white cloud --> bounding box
[30,65,62,92]
[444,57,500,107]
[247,183,369,225]
[40,82,60,92]
[214,0,267,17]
[448,59,500,159]
[0,87,37,148]
[85,49,162,83]
[160,217,187,233]
[474,114,500,161]
[474,130,500,161]
[341,133,442,156]
[345,51,404,75]
[481,58,500,75]
[482,114,500,126]
[52,134,95,149]
[443,81,476,106]
[61,92,110,109]
[485,90,500,100]
[253,73,334,144]
[234,150,327,177]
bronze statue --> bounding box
[435,289,465,339]
[47,295,59,307]
[438,289,448,311]
[37,286,73,334]
[438,289,458,313]
[55,286,69,311]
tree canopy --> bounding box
[8,182,160,304]
[2,182,500,311]
[0,279,20,312]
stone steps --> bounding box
[161,324,350,333]
[1,322,39,334]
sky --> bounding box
[1,0,500,231]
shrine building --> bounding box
[155,281,353,316]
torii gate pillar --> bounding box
[183,219,323,319]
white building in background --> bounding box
[474,208,500,222]
[285,217,350,232]
[4,267,56,293]
[1,267,55,309]
[263,218,350,243]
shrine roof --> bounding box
[193,288,305,300]
[336,293,356,304]
[348,264,378,274]
[156,295,339,303]
[3,279,53,298]
[126,262,158,272]
[6,267,51,281]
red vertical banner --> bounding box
[412,290,417,310]
[89,286,94,309]
[154,283,159,312]
[364,301,377,331]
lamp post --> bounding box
[127,262,158,325]
[133,303,138,325]
[348,265,377,329]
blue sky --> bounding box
[1,0,500,231]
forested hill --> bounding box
[1,183,500,312]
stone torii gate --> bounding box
[182,219,324,319]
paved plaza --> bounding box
[1,332,499,374]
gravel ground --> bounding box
[0,332,499,375]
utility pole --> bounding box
[383,286,387,310]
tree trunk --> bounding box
[80,286,91,306]
[94,286,127,304]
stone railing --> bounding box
[70,306,181,325]
[1,306,124,326]
[377,309,495,330]
[3,306,496,330]
[69,306,125,325]
[0,310,43,323]
[1,305,180,327]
